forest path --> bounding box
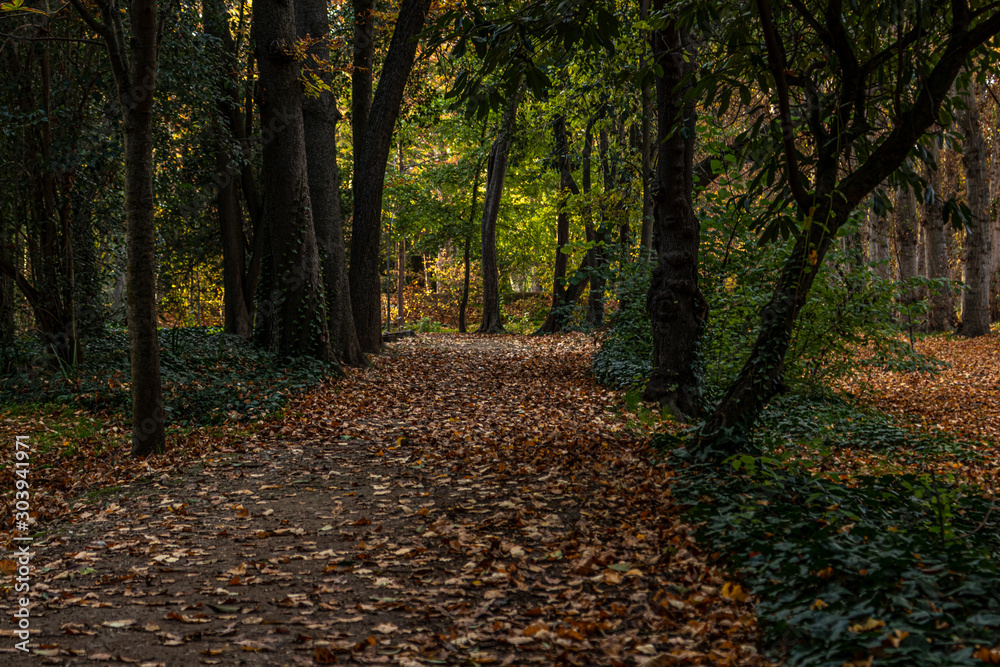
[8,333,764,666]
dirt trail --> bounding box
[2,333,764,666]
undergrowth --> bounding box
[0,326,335,426]
[667,396,1000,666]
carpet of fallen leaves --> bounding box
[0,333,766,666]
[840,333,1000,485]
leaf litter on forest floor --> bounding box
[829,334,1000,486]
[0,333,766,665]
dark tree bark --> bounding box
[255,0,336,363]
[536,115,581,334]
[923,139,953,331]
[698,1,1000,455]
[958,82,991,336]
[478,85,524,334]
[352,0,373,176]
[297,0,365,365]
[70,0,168,455]
[641,14,706,419]
[349,0,432,352]
[119,0,162,454]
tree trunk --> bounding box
[0,43,83,367]
[297,0,365,365]
[894,183,921,330]
[459,159,483,333]
[694,1,999,454]
[639,0,654,253]
[478,85,524,334]
[989,132,1000,321]
[866,207,892,279]
[204,0,252,339]
[958,82,991,336]
[351,0,373,180]
[460,235,471,333]
[923,139,953,332]
[583,122,606,326]
[641,16,705,419]
[536,115,580,334]
[118,0,166,456]
[349,0,432,353]
[255,0,335,363]
[0,219,15,365]
[396,238,405,326]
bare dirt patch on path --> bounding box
[3,334,765,666]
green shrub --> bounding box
[414,317,444,333]
[700,216,946,399]
[2,326,335,426]
[591,258,654,389]
[668,397,1000,666]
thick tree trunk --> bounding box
[349,0,432,352]
[351,0,373,178]
[958,83,991,336]
[255,0,335,363]
[923,140,953,332]
[297,0,364,365]
[478,85,523,334]
[119,0,166,456]
[641,17,705,419]
[536,115,580,334]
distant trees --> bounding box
[478,84,524,334]
[203,0,262,341]
[958,81,991,337]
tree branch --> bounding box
[755,0,810,210]
[0,32,102,45]
[66,0,109,40]
[0,254,41,308]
